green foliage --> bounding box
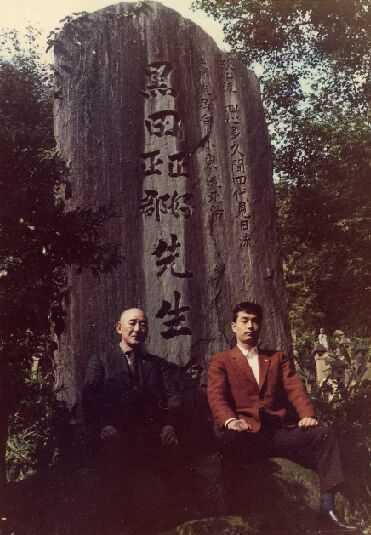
[193,0,370,336]
[6,378,70,481]
[276,106,370,335]
[192,0,368,114]
[317,379,371,526]
[0,29,121,480]
[294,332,370,526]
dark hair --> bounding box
[232,302,263,323]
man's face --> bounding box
[231,311,261,348]
[116,308,148,349]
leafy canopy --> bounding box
[193,0,370,336]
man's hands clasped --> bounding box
[227,418,251,431]
[298,417,318,428]
[226,417,319,432]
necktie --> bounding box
[125,351,136,375]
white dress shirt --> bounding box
[237,344,259,384]
[225,345,259,428]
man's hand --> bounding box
[160,425,178,446]
[100,425,118,440]
[227,419,251,431]
[298,417,318,428]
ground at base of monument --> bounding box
[2,455,363,535]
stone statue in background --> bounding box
[353,344,369,382]
[333,329,345,346]
[317,327,329,350]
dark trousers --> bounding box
[92,423,184,532]
[218,424,344,495]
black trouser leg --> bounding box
[217,425,344,499]
[101,425,184,531]
[272,425,344,493]
[98,433,132,530]
[217,429,272,511]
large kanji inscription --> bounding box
[54,2,291,406]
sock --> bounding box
[320,491,334,513]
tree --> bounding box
[0,30,120,484]
[276,109,370,336]
[193,0,370,336]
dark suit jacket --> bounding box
[82,344,181,434]
[207,346,315,432]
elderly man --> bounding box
[82,308,181,531]
[207,302,356,532]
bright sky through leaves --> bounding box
[0,0,228,55]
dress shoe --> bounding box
[318,510,357,531]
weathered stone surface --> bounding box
[54,1,292,406]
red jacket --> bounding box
[207,346,315,432]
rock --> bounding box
[54,1,291,406]
[164,458,321,535]
[163,516,258,535]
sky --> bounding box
[0,0,228,55]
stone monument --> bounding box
[312,342,329,386]
[53,2,291,406]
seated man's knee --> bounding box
[316,425,337,442]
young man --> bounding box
[207,302,356,531]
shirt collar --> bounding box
[237,344,258,358]
[119,343,134,357]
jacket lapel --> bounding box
[230,346,257,386]
[110,344,130,375]
[258,351,271,390]
[137,352,153,384]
